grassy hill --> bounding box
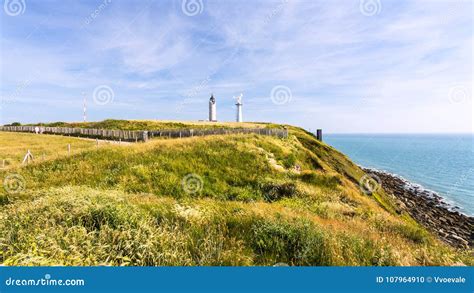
[25,119,275,130]
[0,122,472,266]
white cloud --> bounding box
[0,0,472,131]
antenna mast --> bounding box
[82,92,87,122]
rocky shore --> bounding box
[363,168,473,249]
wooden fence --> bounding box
[0,126,148,142]
[0,126,288,142]
[148,128,288,139]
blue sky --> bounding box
[1,0,472,133]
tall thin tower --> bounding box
[235,93,243,122]
[82,92,87,122]
[209,94,217,122]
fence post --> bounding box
[68,144,71,155]
[22,150,34,165]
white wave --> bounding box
[360,165,471,216]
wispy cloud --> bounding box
[0,0,472,132]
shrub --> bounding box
[299,170,341,188]
[227,187,261,202]
[282,153,297,168]
[0,194,9,205]
[251,218,330,265]
[395,223,429,244]
[260,182,299,202]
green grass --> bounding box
[26,119,270,131]
[0,132,98,168]
[0,122,472,266]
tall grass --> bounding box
[0,124,472,266]
[0,132,97,168]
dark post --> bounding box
[316,129,323,142]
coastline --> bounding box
[363,167,473,249]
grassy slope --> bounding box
[0,132,98,168]
[27,119,273,130]
[0,124,472,266]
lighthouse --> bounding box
[209,94,217,122]
[235,94,243,122]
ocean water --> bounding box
[325,134,474,216]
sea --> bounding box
[325,134,474,216]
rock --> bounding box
[450,235,469,248]
[362,168,473,249]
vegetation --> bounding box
[0,121,472,266]
[2,122,22,126]
[27,119,273,131]
[0,132,97,168]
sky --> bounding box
[0,0,473,133]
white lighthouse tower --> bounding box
[235,93,243,122]
[209,94,217,122]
